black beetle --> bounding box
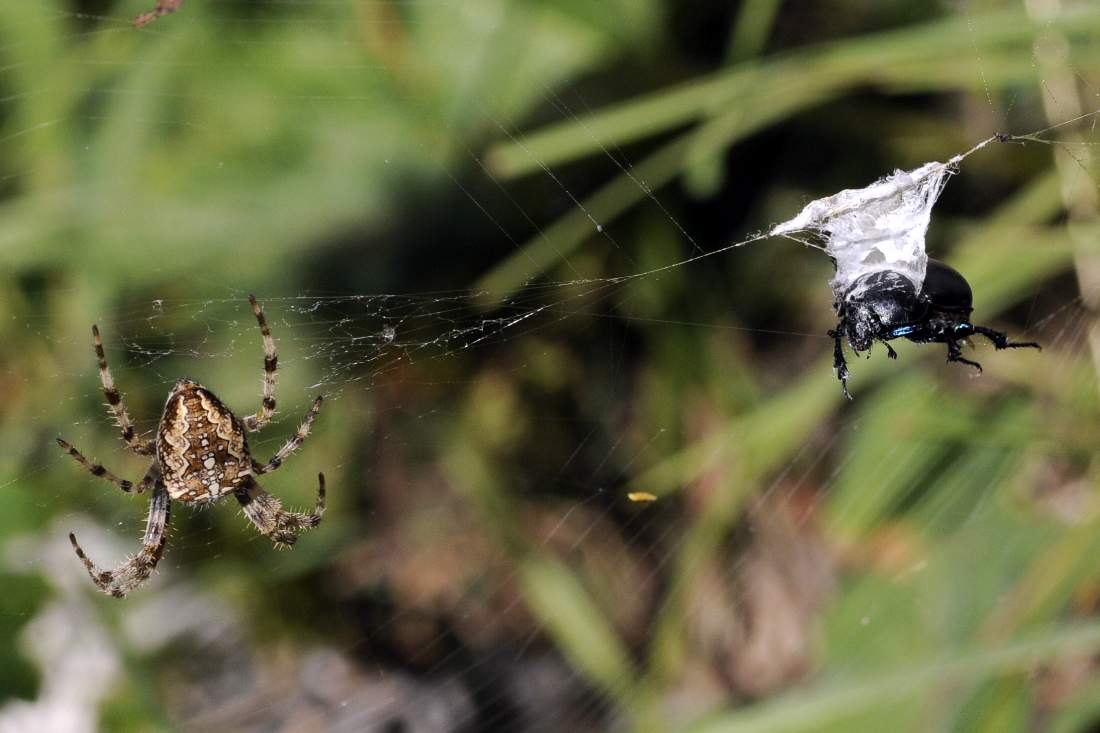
[828,259,1040,399]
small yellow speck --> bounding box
[627,492,658,503]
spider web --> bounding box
[2,2,1100,732]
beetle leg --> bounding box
[970,325,1041,352]
[946,339,982,374]
[828,328,852,400]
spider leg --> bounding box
[828,329,852,400]
[946,339,983,374]
[69,482,171,598]
[133,0,184,27]
[92,325,155,456]
[235,474,326,548]
[883,342,898,360]
[969,325,1041,352]
[252,396,324,475]
[243,295,278,433]
[56,438,157,494]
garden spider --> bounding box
[59,296,326,597]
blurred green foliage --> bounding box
[1,0,1100,731]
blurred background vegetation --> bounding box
[2,0,1100,731]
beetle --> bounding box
[828,259,1040,399]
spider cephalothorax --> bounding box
[59,296,326,597]
[828,259,1040,399]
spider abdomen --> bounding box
[157,380,251,503]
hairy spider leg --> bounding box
[235,474,326,548]
[252,396,324,475]
[92,325,155,456]
[56,438,158,494]
[243,295,279,432]
[133,0,184,27]
[69,482,172,598]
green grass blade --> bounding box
[485,5,1100,179]
[684,623,1100,733]
[519,555,639,707]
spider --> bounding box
[58,295,326,597]
[134,0,184,28]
